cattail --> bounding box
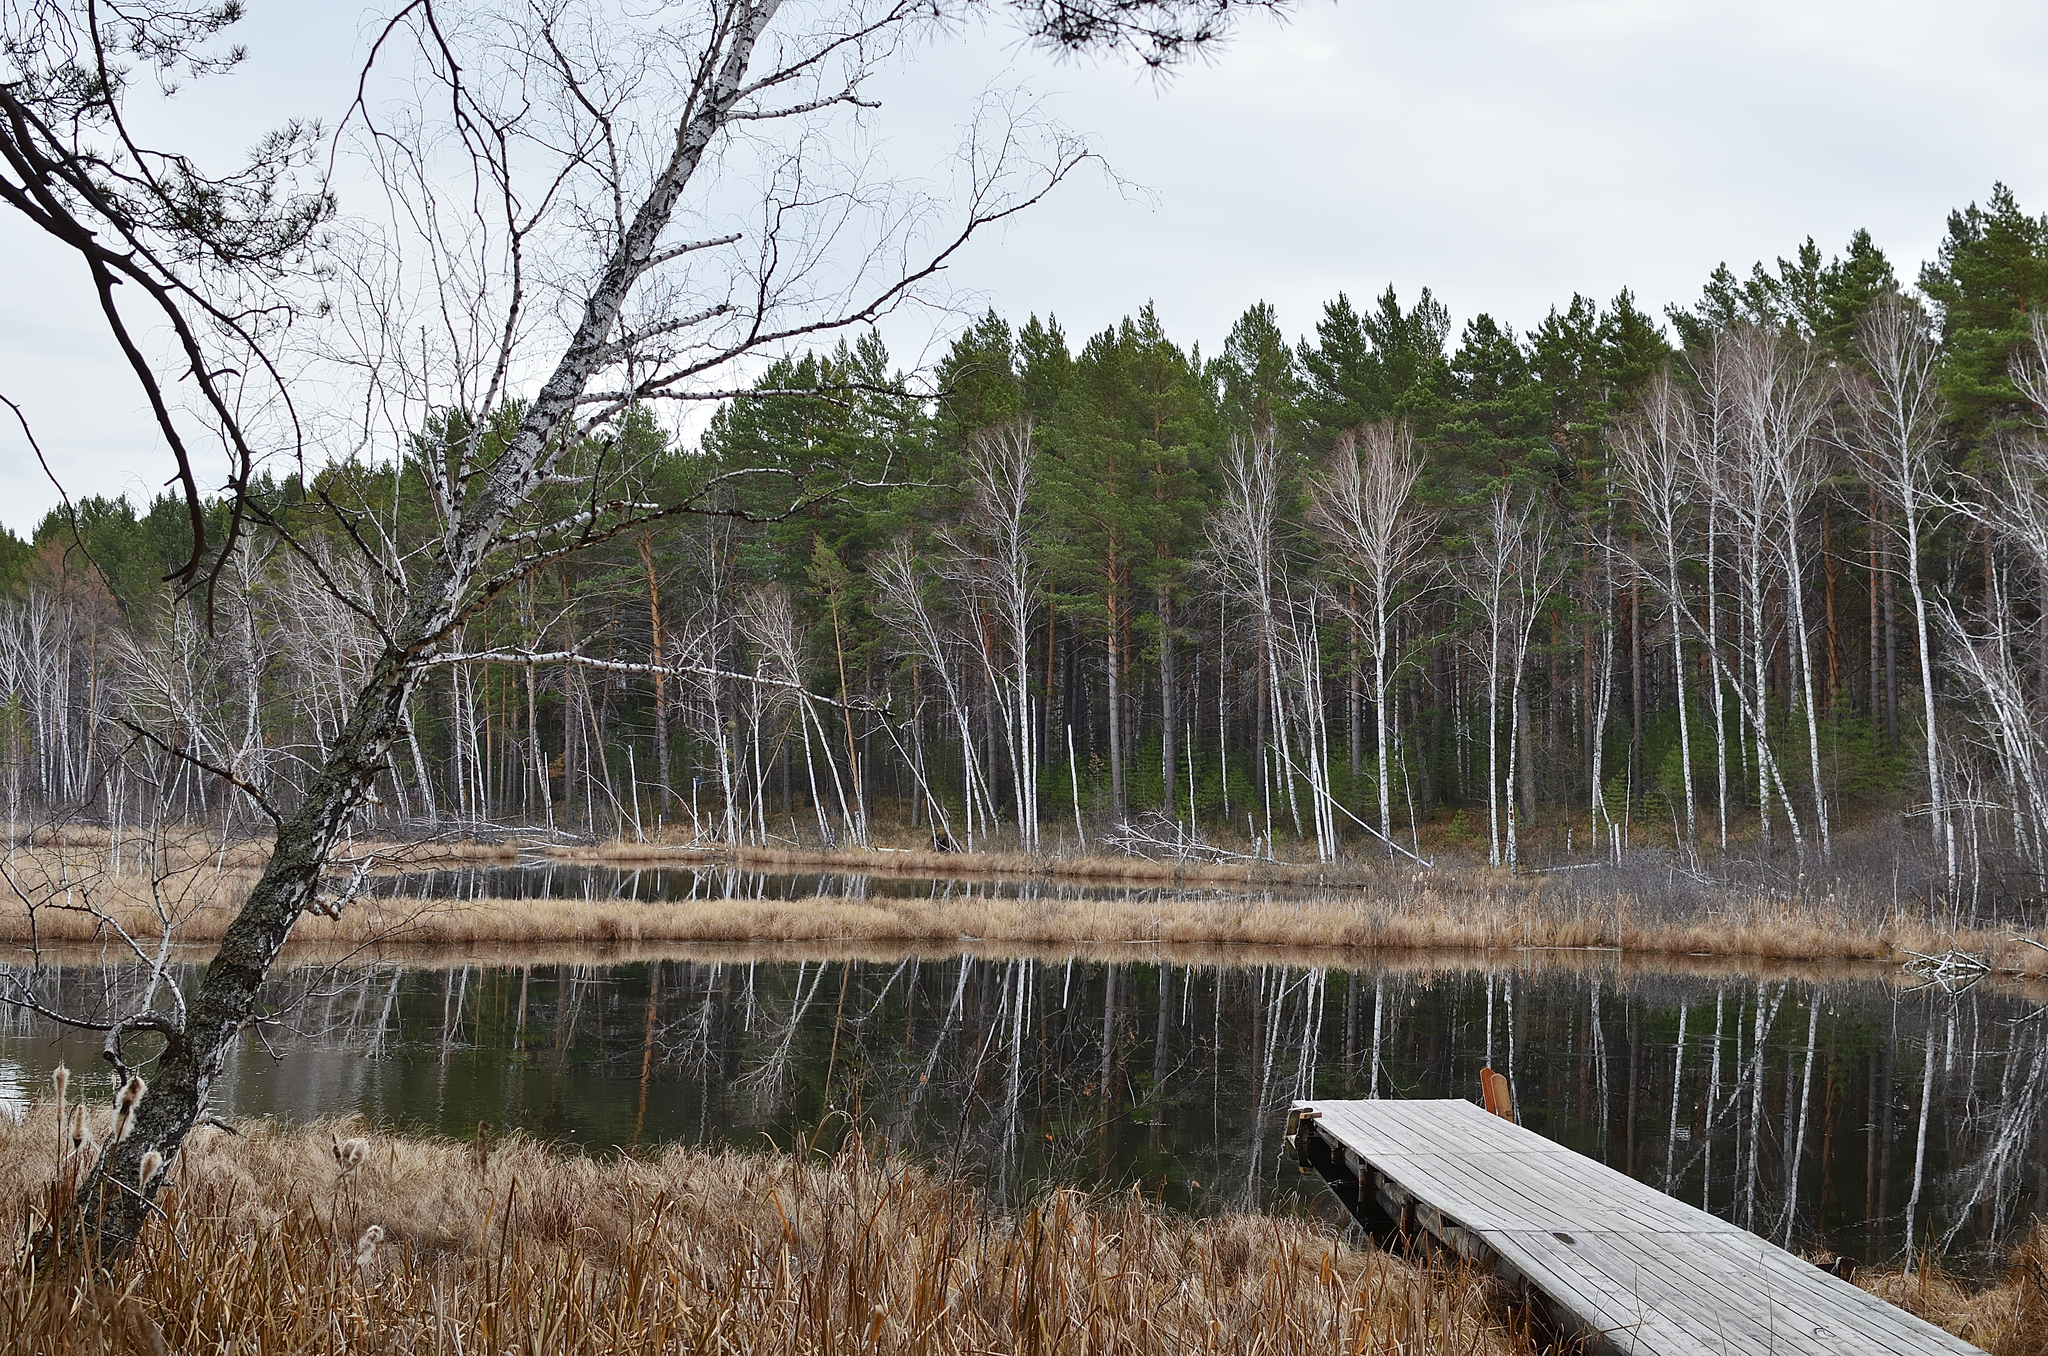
[52,1066,69,1148]
[138,1149,164,1187]
[65,1102,98,1179]
[110,1075,145,1143]
[354,1224,384,1270]
[333,1134,370,1173]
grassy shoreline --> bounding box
[3,1112,2040,1354]
[7,833,2046,974]
[2,1111,1530,1354]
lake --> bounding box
[4,945,2041,1274]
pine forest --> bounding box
[12,190,2048,908]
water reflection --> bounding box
[3,955,2043,1272]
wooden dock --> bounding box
[1288,1097,1986,1356]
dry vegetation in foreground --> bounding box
[3,1110,1535,1356]
[3,1108,2041,1356]
[1860,1237,2048,1356]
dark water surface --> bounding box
[4,953,2045,1274]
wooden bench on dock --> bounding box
[1288,1097,1986,1356]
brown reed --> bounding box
[0,1112,1542,1355]
[1859,1226,2048,1356]
[6,837,2045,974]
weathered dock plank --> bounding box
[1288,1097,1985,1356]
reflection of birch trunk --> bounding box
[1779,996,1821,1245]
[1905,1013,1938,1270]
[1484,973,1495,1068]
[1152,966,1173,1126]
[1294,969,1325,1101]
[1702,987,1724,1210]
[741,961,829,1101]
[998,958,1030,1200]
[1938,1016,2048,1250]
[1503,972,1517,1120]
[1368,975,1384,1099]
[1588,978,1609,1148]
[1100,963,1118,1116]
[1740,983,1783,1230]
[1664,1001,1688,1191]
[674,961,726,1073]
[909,958,973,1111]
[369,967,404,1057]
[1247,966,1290,1199]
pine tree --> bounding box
[1919,183,2048,455]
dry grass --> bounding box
[3,867,2041,974]
[1857,1225,2048,1356]
[561,839,1327,885]
[7,836,2047,973]
[1,1111,1538,1356]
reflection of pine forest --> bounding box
[18,190,2048,894]
[8,956,2038,1269]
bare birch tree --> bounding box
[872,536,987,846]
[1206,423,1297,843]
[944,420,1042,850]
[1848,294,1956,890]
[2,0,1272,1258]
[1693,326,1807,860]
[1461,492,1561,870]
[1727,323,1835,861]
[1613,373,1700,852]
[1309,420,1431,850]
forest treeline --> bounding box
[10,184,2048,897]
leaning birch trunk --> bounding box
[872,539,990,849]
[48,2,791,1259]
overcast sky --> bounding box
[6,0,2048,535]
